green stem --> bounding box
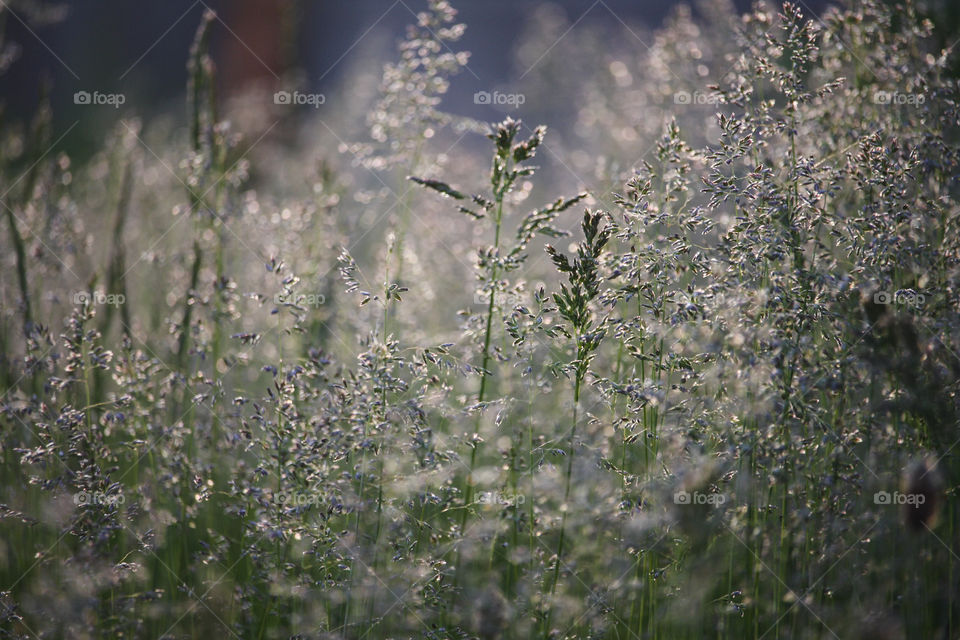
[4,208,32,336]
[456,175,506,569]
[551,369,581,595]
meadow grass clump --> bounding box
[1,0,959,638]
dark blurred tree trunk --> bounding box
[218,0,297,95]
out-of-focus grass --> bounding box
[1,1,959,639]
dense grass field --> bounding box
[1,0,959,638]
